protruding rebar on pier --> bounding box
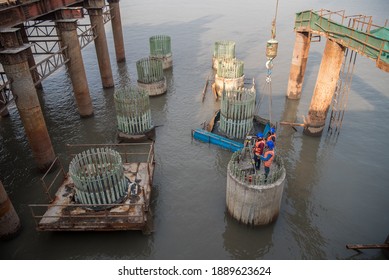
[136,57,167,96]
[69,147,129,208]
[149,35,172,69]
[226,150,286,225]
[212,40,236,69]
[114,86,153,135]
[220,87,255,139]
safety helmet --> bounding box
[270,127,276,134]
[266,140,274,150]
[256,132,264,139]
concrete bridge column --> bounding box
[304,39,345,137]
[108,0,125,62]
[0,180,21,240]
[0,28,56,171]
[56,19,94,117]
[17,23,42,89]
[85,0,114,88]
[287,31,311,100]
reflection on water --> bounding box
[223,213,274,259]
[1,0,389,260]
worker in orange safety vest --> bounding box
[253,132,265,170]
[260,140,275,181]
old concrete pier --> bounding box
[0,28,55,171]
[226,148,286,226]
[0,180,21,240]
[286,10,389,136]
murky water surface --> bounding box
[1,0,388,259]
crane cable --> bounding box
[265,0,279,126]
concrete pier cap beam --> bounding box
[226,156,286,226]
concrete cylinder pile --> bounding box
[226,150,286,225]
[212,40,236,70]
[149,35,172,69]
[214,58,245,97]
[136,57,167,96]
[219,87,255,139]
[114,86,153,136]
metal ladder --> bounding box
[328,47,357,135]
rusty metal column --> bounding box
[287,31,311,100]
[17,23,42,89]
[0,180,21,240]
[108,0,125,62]
[56,19,94,117]
[304,39,345,137]
[0,29,55,171]
[85,0,114,88]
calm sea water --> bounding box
[1,0,388,260]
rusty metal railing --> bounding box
[29,202,146,230]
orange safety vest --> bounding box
[253,139,265,155]
[263,150,274,167]
[267,133,276,143]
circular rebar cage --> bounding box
[213,41,236,59]
[114,87,153,135]
[69,148,128,207]
[149,35,172,57]
[220,88,256,139]
[136,57,164,84]
[217,58,244,79]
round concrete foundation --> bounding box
[117,126,156,143]
[214,74,245,97]
[137,78,167,96]
[226,161,286,226]
[150,54,173,70]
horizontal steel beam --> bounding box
[0,0,84,28]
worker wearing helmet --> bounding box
[253,132,265,170]
[267,127,276,144]
[260,140,275,181]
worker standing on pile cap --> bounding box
[267,127,276,144]
[253,133,265,170]
[260,140,275,181]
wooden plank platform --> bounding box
[30,162,154,232]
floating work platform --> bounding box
[29,143,155,234]
[192,128,244,152]
[192,108,272,153]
